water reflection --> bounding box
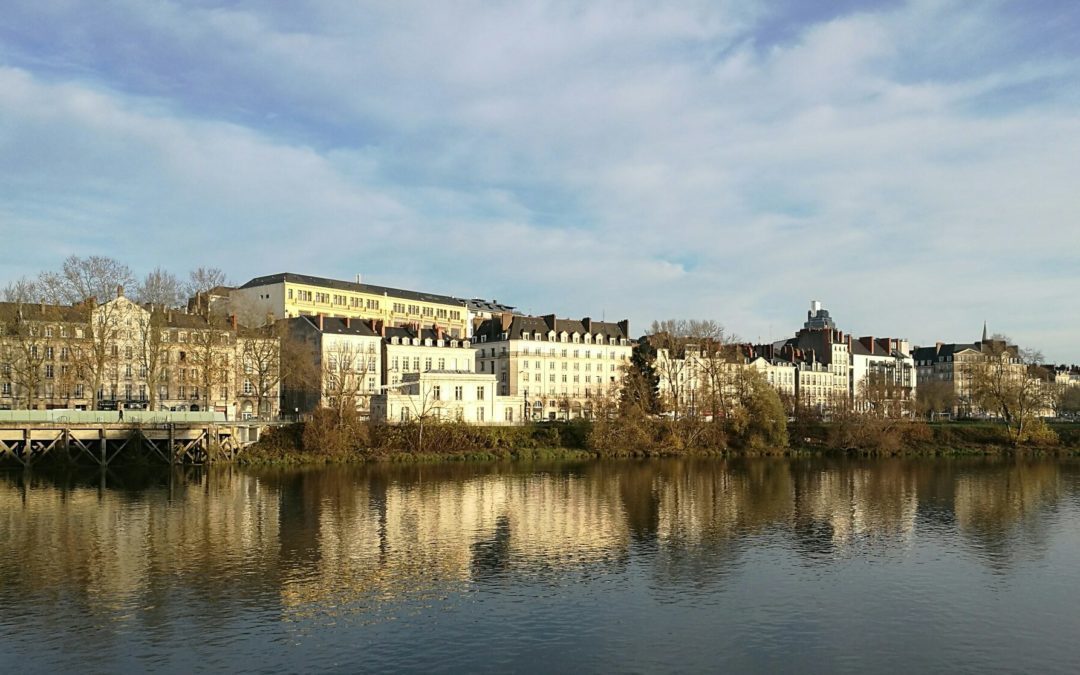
[0,457,1078,670]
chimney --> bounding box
[617,319,630,338]
[318,313,324,331]
[230,314,238,332]
[436,324,444,340]
[116,285,124,298]
[500,312,513,332]
[89,296,98,309]
[39,301,45,314]
[355,274,362,285]
[582,317,593,334]
[344,317,351,328]
[859,336,874,354]
[542,313,557,331]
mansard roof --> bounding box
[295,315,378,337]
[238,272,466,307]
[473,314,629,342]
[0,301,86,324]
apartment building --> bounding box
[232,272,470,338]
[380,324,476,389]
[651,342,798,419]
[283,315,382,417]
[0,289,278,418]
[472,313,632,421]
[849,336,916,414]
[912,332,1022,416]
[372,370,524,425]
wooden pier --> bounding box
[0,422,268,467]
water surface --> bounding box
[2,457,1079,673]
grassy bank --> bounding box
[240,416,1080,465]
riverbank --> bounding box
[237,418,1080,465]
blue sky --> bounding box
[1,0,1078,361]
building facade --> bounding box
[0,290,278,418]
[913,336,1022,417]
[472,314,632,420]
[283,315,382,417]
[232,272,470,338]
[381,324,476,389]
[372,370,524,425]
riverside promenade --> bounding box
[0,410,271,467]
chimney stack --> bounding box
[582,317,593,334]
[230,314,238,332]
[500,312,513,332]
[617,319,630,338]
[859,336,875,354]
[344,317,351,328]
[318,313,324,331]
[116,285,124,298]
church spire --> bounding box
[982,321,988,342]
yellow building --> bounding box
[232,272,469,338]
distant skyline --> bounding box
[1,1,1078,361]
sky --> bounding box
[1,0,1078,361]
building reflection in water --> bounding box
[0,458,1076,625]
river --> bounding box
[1,457,1079,673]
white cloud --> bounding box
[1,1,1078,360]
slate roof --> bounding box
[472,314,629,342]
[295,315,379,337]
[239,273,466,307]
[465,298,516,313]
[0,301,86,324]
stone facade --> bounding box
[472,313,632,420]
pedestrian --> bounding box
[118,405,124,422]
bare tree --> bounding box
[37,255,135,305]
[648,319,725,421]
[185,267,230,299]
[966,339,1053,444]
[65,296,129,411]
[136,267,185,308]
[321,341,372,417]
[0,305,50,409]
[238,323,291,419]
[2,277,39,303]
[187,320,232,411]
[916,379,956,420]
[135,309,168,410]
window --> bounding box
[243,380,254,395]
[432,385,441,400]
[454,386,463,400]
[477,386,485,400]
[438,358,445,370]
[477,407,485,422]
[44,364,54,379]
[425,358,432,371]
